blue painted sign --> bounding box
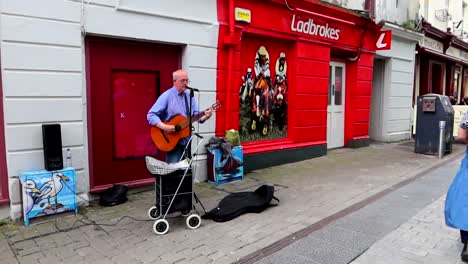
[20,167,78,227]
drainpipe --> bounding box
[225,0,235,131]
[365,0,375,19]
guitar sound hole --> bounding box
[175,125,181,132]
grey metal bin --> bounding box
[415,94,454,155]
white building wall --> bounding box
[419,0,450,31]
[319,0,365,11]
[373,33,420,142]
[1,0,218,219]
[375,0,411,25]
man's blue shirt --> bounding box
[147,87,201,144]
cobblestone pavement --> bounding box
[0,141,464,264]
[351,195,464,264]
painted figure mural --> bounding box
[239,46,288,141]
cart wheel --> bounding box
[181,210,191,217]
[147,206,160,220]
[153,219,169,235]
[186,214,201,230]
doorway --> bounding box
[370,59,385,140]
[327,62,346,149]
[86,37,181,191]
[429,61,445,94]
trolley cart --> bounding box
[145,134,206,235]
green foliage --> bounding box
[402,20,416,30]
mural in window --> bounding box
[239,45,289,142]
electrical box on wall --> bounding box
[19,168,78,227]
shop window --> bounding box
[334,67,343,105]
[462,68,468,104]
[452,65,461,105]
[239,34,293,142]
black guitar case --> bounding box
[202,185,279,222]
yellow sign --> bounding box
[235,7,251,23]
[453,105,468,137]
[413,105,467,137]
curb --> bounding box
[234,148,466,264]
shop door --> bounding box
[462,68,468,100]
[87,37,181,191]
[327,62,346,149]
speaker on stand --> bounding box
[42,124,64,171]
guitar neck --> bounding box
[179,110,207,129]
[190,112,205,124]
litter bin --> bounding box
[415,94,454,155]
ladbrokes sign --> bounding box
[290,14,340,40]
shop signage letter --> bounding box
[375,30,392,50]
[291,15,340,40]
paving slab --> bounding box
[0,140,464,264]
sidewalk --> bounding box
[350,195,462,264]
[0,140,465,264]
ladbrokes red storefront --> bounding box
[216,0,381,171]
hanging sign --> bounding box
[375,30,392,50]
[290,15,340,40]
[235,7,251,23]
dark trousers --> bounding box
[461,230,468,243]
[165,144,186,164]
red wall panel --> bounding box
[345,53,375,141]
[297,42,330,62]
[355,95,372,108]
[217,49,241,71]
[295,94,328,110]
[357,66,373,81]
[353,122,369,137]
[216,69,229,92]
[344,60,357,143]
[356,80,372,95]
[295,110,327,127]
[294,126,327,142]
[297,60,329,77]
[354,109,370,123]
[226,111,240,131]
[296,76,328,94]
[357,53,374,67]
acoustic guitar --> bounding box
[150,100,222,152]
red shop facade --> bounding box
[416,20,468,105]
[216,0,381,171]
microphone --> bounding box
[186,86,200,92]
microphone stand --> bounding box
[187,88,195,159]
[186,86,200,160]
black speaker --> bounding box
[42,124,63,171]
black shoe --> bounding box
[462,242,468,262]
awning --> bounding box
[417,45,468,65]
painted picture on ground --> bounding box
[239,45,288,141]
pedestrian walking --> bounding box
[445,110,468,262]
